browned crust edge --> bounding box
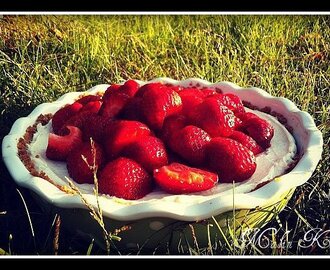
[17,113,75,194]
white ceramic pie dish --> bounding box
[2,78,323,222]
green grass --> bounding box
[0,15,329,255]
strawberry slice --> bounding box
[98,157,152,200]
[67,140,105,184]
[46,126,83,161]
[123,136,168,173]
[51,102,83,134]
[104,120,152,159]
[153,163,218,194]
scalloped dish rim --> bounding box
[2,78,323,221]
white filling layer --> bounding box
[28,109,297,205]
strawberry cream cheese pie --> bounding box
[2,78,322,251]
[25,80,297,203]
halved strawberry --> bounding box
[195,98,236,137]
[205,137,256,182]
[98,91,130,119]
[98,157,152,200]
[67,140,105,184]
[229,130,263,155]
[104,120,152,159]
[153,163,218,194]
[123,136,168,173]
[51,102,83,134]
[46,126,83,161]
[141,85,182,130]
[170,125,211,165]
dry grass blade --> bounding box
[53,215,61,255]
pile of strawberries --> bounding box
[46,80,274,200]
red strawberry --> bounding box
[102,84,121,101]
[76,95,101,105]
[81,114,112,143]
[205,137,256,182]
[119,79,140,97]
[153,163,218,194]
[46,126,83,161]
[52,102,83,134]
[222,93,245,114]
[98,157,152,200]
[178,89,204,123]
[195,98,236,137]
[98,91,130,119]
[135,82,164,98]
[243,117,274,149]
[80,100,102,114]
[141,85,182,130]
[170,125,211,165]
[123,136,168,173]
[104,120,152,159]
[67,140,105,184]
[161,114,187,144]
[208,94,245,114]
[229,131,263,155]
